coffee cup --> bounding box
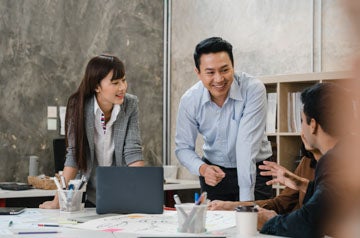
[235,205,258,237]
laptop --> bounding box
[96,166,164,214]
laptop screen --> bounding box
[96,166,164,214]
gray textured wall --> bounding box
[1,0,357,183]
[170,0,359,178]
[0,0,164,182]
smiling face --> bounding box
[195,52,234,107]
[95,70,127,112]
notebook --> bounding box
[96,166,164,214]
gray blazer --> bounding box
[64,93,143,177]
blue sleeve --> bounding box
[236,80,269,201]
[175,95,204,176]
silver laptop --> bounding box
[96,166,164,214]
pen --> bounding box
[78,175,87,190]
[173,194,188,219]
[60,175,66,190]
[195,191,207,205]
[17,231,59,235]
[38,224,60,227]
[8,220,13,227]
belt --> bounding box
[202,158,236,171]
[202,156,273,169]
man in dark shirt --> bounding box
[258,82,358,237]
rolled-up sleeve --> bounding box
[175,96,204,176]
[64,121,78,168]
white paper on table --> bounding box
[0,209,45,230]
[73,211,236,235]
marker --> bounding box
[68,184,75,190]
[53,176,63,191]
[194,192,199,203]
[17,231,59,235]
[38,224,60,227]
[60,175,66,190]
[173,194,182,205]
[173,194,188,219]
[67,184,75,203]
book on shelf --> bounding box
[287,92,302,133]
[294,92,302,132]
[266,92,277,133]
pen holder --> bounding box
[58,190,84,213]
[175,203,207,233]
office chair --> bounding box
[53,138,66,173]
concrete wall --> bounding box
[170,0,358,178]
[0,0,164,182]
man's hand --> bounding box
[199,164,225,186]
[259,160,309,193]
[257,207,277,230]
[208,200,254,210]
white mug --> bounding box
[29,155,39,176]
[235,205,258,237]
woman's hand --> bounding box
[39,198,59,209]
[39,166,77,209]
[208,200,238,210]
[208,200,255,210]
[259,161,309,193]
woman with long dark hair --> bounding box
[40,55,144,208]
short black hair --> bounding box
[301,82,354,137]
[193,37,234,71]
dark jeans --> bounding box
[199,157,273,201]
